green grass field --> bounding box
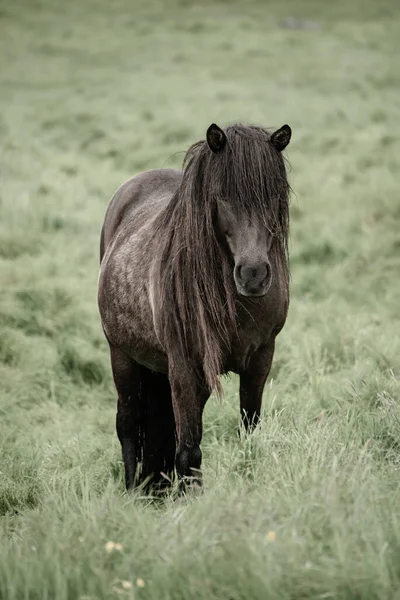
[1,0,400,597]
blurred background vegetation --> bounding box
[0,0,399,598]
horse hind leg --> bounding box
[110,347,176,491]
[111,347,142,489]
[138,366,176,490]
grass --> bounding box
[0,0,400,597]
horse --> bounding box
[98,122,292,491]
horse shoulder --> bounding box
[100,168,182,261]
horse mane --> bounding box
[153,124,290,394]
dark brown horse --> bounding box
[98,122,292,491]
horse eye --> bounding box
[225,231,232,238]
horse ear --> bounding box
[206,123,227,153]
[270,124,292,152]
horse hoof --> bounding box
[178,474,203,496]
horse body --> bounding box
[98,123,292,490]
[99,169,181,372]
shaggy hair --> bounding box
[154,124,290,393]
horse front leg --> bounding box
[169,371,210,489]
[239,339,275,432]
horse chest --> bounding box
[224,294,287,373]
[225,330,269,374]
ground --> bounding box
[0,0,400,598]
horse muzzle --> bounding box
[234,262,272,297]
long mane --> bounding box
[153,124,290,393]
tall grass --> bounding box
[0,0,399,598]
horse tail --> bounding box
[136,366,176,489]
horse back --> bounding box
[100,168,182,263]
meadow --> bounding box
[0,0,400,598]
